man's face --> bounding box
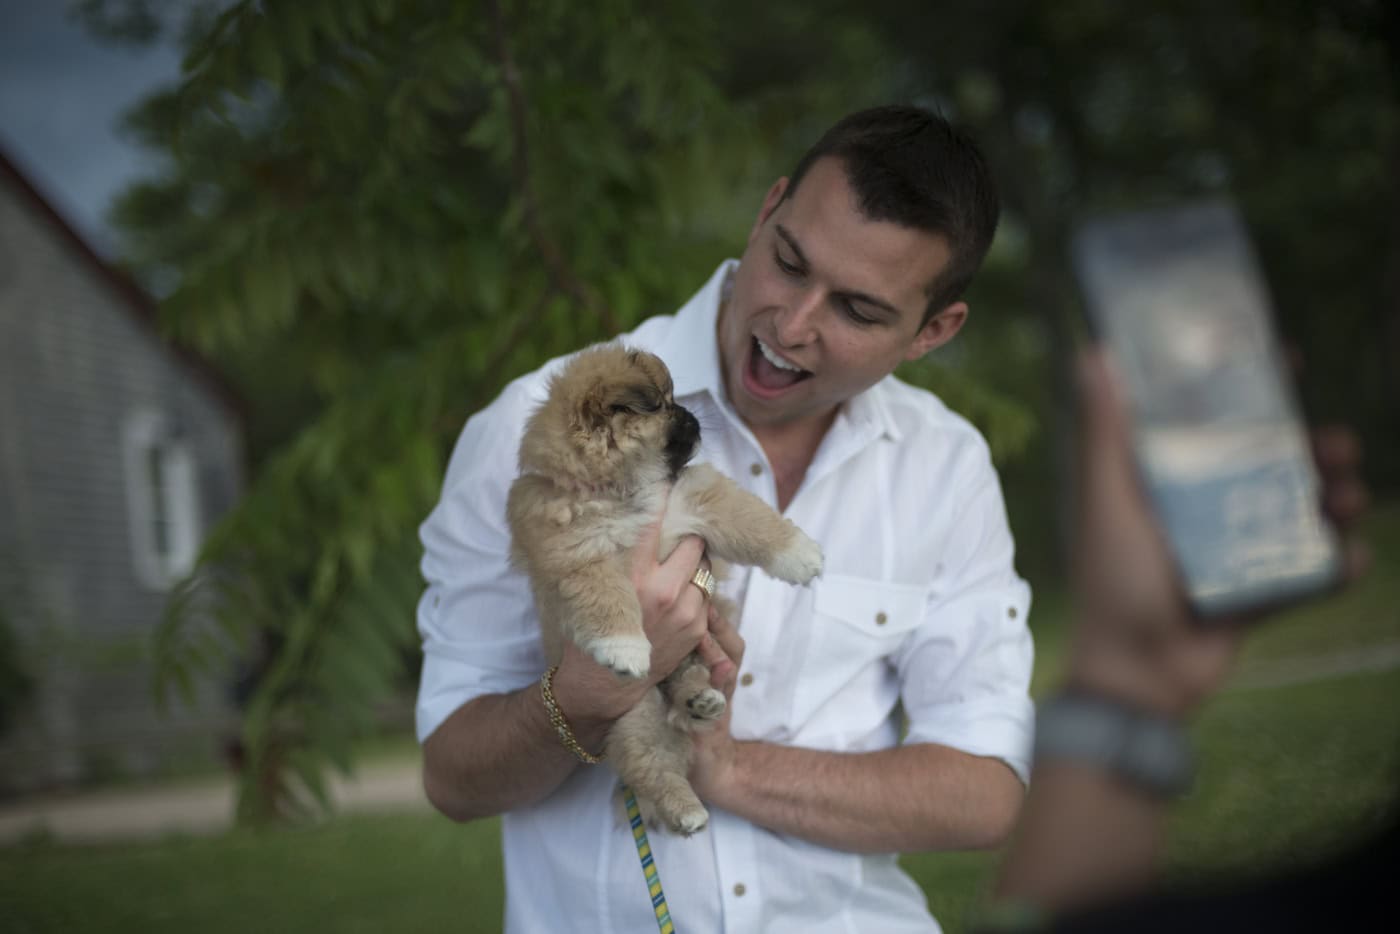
[717,156,968,432]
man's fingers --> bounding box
[708,604,745,671]
[658,537,716,610]
[1075,347,1150,532]
[1310,425,1368,532]
[697,632,737,696]
[657,534,707,594]
[1312,425,1362,476]
[1324,480,1370,528]
[1343,539,1373,583]
[1076,348,1134,473]
[631,513,665,561]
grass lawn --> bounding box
[4,505,1397,933]
[1,811,504,934]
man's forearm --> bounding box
[421,654,641,822]
[422,680,591,821]
[991,760,1167,911]
[705,741,1024,853]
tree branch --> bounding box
[432,284,564,436]
[487,0,621,335]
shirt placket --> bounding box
[709,809,763,932]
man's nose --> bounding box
[774,286,823,348]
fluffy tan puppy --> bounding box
[507,343,823,834]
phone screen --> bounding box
[1072,201,1341,617]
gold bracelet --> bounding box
[540,665,604,765]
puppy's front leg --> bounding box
[665,464,823,584]
[557,557,651,678]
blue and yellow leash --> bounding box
[623,784,675,934]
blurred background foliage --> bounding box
[78,0,1398,821]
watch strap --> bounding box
[1034,692,1194,798]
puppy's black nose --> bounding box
[665,404,701,477]
[675,405,699,441]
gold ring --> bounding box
[689,567,716,600]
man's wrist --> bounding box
[1066,645,1197,719]
[548,655,645,737]
[539,666,608,764]
[692,737,751,814]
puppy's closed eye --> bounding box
[609,387,664,415]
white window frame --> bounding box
[121,409,203,590]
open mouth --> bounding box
[744,337,812,399]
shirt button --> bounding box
[733,883,747,897]
[1007,606,1018,619]
[740,673,754,687]
[875,611,888,626]
[749,463,763,476]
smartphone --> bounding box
[1071,200,1342,618]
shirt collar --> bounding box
[655,258,903,444]
[846,376,904,444]
[655,259,735,401]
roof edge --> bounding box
[0,144,247,426]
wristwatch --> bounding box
[1033,693,1195,798]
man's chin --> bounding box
[730,382,819,430]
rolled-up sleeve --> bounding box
[415,380,546,742]
[893,452,1036,784]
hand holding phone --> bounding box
[1071,201,1342,619]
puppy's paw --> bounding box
[766,531,823,584]
[667,802,710,836]
[686,687,727,722]
[583,636,652,679]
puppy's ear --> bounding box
[575,382,615,434]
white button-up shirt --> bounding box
[417,260,1034,934]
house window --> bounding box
[122,410,202,590]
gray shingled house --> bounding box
[0,149,244,793]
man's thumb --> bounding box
[1077,347,1133,465]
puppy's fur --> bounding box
[507,344,823,834]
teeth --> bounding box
[756,338,803,372]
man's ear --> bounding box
[746,177,789,246]
[904,301,969,361]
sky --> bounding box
[0,0,184,255]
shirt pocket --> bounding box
[789,574,930,736]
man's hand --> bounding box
[1068,348,1370,717]
[551,519,713,727]
[688,603,745,804]
[632,522,715,688]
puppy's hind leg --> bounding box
[607,690,708,836]
[557,557,651,679]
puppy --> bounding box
[506,343,823,834]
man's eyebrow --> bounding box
[776,223,898,315]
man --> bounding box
[416,105,1033,933]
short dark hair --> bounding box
[784,105,1000,325]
